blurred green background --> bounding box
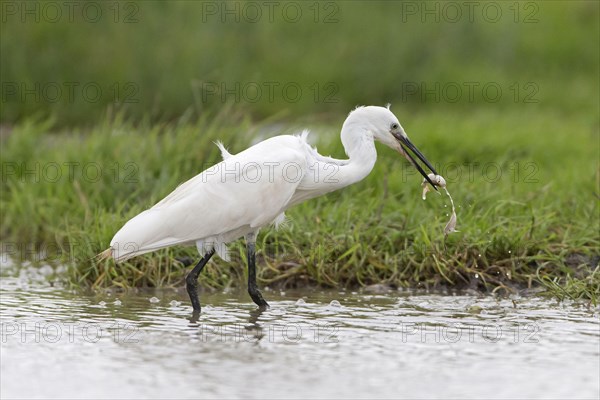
[2,0,598,125]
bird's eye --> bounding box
[391,123,399,130]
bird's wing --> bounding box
[110,135,307,261]
[288,133,350,206]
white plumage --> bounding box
[110,134,308,262]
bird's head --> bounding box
[343,105,439,188]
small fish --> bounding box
[422,184,431,200]
[420,174,458,236]
[444,209,458,236]
[421,174,445,200]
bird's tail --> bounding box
[95,248,113,262]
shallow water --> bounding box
[1,276,598,399]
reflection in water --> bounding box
[246,308,267,342]
[188,307,266,342]
[0,276,598,399]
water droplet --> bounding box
[508,250,512,254]
[329,300,341,307]
[295,298,306,306]
[113,300,122,306]
[478,254,482,257]
[149,297,160,303]
[474,273,479,279]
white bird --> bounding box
[100,105,438,312]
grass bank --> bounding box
[1,105,598,304]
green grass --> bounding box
[1,105,598,303]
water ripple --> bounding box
[1,277,598,399]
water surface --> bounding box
[1,276,598,399]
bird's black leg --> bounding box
[246,234,269,309]
[185,249,215,312]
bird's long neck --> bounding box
[335,126,377,187]
[288,127,377,208]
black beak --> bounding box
[396,135,439,190]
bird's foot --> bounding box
[248,287,270,309]
[189,310,201,323]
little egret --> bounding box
[100,106,438,312]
